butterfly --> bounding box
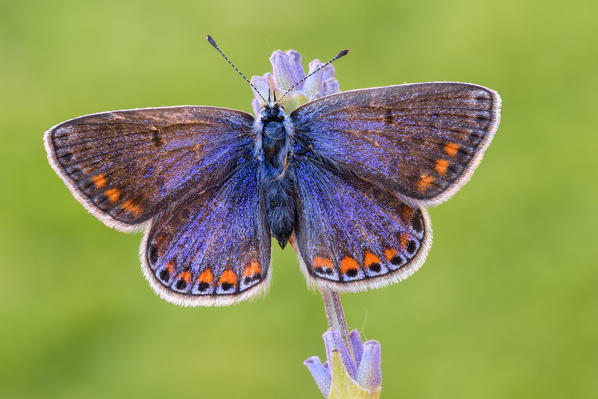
[44,37,501,306]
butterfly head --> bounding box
[259,102,285,122]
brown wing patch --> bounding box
[291,82,500,205]
[45,106,255,230]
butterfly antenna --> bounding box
[206,34,267,103]
[279,49,349,102]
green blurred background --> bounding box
[1,0,597,398]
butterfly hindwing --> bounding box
[292,158,432,292]
[44,106,255,231]
[141,158,271,306]
[290,82,501,206]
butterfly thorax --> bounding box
[258,102,296,248]
[259,103,287,164]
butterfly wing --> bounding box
[141,158,271,306]
[290,82,501,206]
[44,106,255,231]
[292,157,432,292]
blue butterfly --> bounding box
[44,36,501,306]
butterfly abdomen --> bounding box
[262,168,296,248]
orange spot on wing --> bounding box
[444,142,459,157]
[417,175,435,193]
[92,173,106,188]
[401,205,414,220]
[165,262,175,275]
[435,159,450,176]
[243,261,261,277]
[384,248,398,261]
[340,257,360,274]
[121,199,143,216]
[105,188,120,203]
[219,270,238,286]
[178,271,192,283]
[198,269,214,284]
[364,251,380,267]
[314,256,333,269]
[399,232,409,250]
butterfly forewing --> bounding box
[44,106,255,231]
[290,82,501,206]
[141,158,271,306]
[292,158,432,292]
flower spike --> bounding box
[250,49,343,116]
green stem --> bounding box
[320,286,355,362]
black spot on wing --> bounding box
[369,263,381,272]
[390,255,403,266]
[151,128,163,147]
[197,282,210,292]
[412,213,423,233]
[407,240,417,255]
[149,245,159,265]
[159,269,170,282]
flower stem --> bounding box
[320,287,355,362]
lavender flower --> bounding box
[305,329,382,398]
[250,50,341,116]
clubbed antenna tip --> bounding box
[206,34,218,49]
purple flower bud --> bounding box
[356,340,382,391]
[304,356,332,397]
[305,329,382,398]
